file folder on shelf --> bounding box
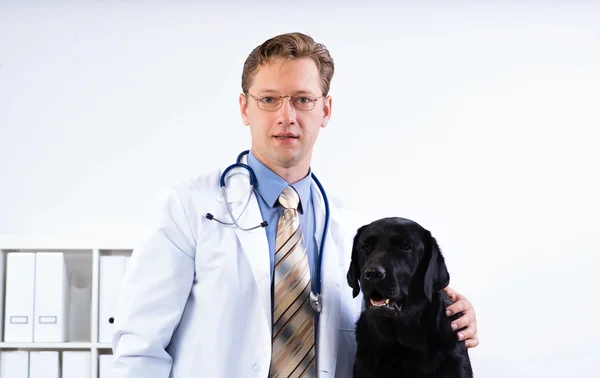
[99,354,114,378]
[99,255,127,343]
[0,351,29,378]
[33,252,69,342]
[3,252,36,342]
[29,351,59,378]
[62,351,91,378]
[68,270,92,342]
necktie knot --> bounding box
[278,186,300,210]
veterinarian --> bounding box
[111,32,479,378]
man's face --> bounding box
[239,57,332,177]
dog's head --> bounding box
[346,217,450,317]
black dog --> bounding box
[346,217,473,378]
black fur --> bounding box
[347,217,473,378]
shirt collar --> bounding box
[247,150,312,213]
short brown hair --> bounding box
[241,32,335,96]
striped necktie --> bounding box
[270,186,316,378]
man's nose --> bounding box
[277,97,296,123]
[363,265,386,281]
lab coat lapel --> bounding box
[216,168,272,331]
[312,181,341,377]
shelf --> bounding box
[0,342,93,349]
[0,244,133,377]
[0,235,136,250]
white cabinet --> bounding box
[0,239,133,378]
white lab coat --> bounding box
[112,161,363,378]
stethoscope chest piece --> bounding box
[310,291,322,313]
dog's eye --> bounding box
[399,242,413,251]
[360,244,372,253]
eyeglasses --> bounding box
[246,93,323,112]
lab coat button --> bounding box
[252,363,260,372]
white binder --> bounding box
[29,351,59,378]
[33,252,68,342]
[0,351,29,378]
[3,253,36,342]
[99,255,126,343]
[68,270,92,342]
[62,351,91,378]
[98,354,114,378]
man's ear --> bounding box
[347,224,368,298]
[423,231,450,302]
[239,93,250,126]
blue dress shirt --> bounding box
[246,150,318,294]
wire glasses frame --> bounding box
[246,93,324,112]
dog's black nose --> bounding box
[364,265,386,281]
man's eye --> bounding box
[296,97,310,104]
[261,97,275,103]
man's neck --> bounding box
[251,150,310,184]
[272,166,309,184]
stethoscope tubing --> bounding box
[224,150,329,310]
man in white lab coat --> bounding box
[111,32,479,378]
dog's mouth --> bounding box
[367,290,403,312]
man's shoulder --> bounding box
[321,190,364,235]
[170,163,231,196]
[177,168,222,192]
[150,167,224,217]
[317,186,362,217]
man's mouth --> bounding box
[274,133,298,139]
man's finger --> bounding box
[443,286,457,300]
[446,298,471,316]
[464,335,479,348]
[456,322,477,342]
[450,311,474,331]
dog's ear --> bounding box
[347,224,368,298]
[423,231,450,302]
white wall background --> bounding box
[1,1,599,376]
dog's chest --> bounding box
[360,354,451,378]
[356,333,452,378]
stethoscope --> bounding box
[205,150,329,313]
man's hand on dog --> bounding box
[443,286,479,349]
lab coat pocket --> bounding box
[336,327,357,378]
[339,309,357,332]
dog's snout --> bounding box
[364,265,386,281]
